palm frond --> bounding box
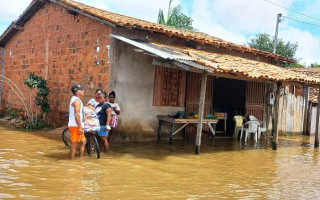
[157,9,166,25]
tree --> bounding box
[24,73,51,129]
[157,0,193,30]
[0,74,51,129]
[247,33,298,67]
[310,63,320,68]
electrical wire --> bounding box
[262,0,320,22]
[282,16,320,28]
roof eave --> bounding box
[0,0,47,47]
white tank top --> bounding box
[68,96,84,127]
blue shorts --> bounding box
[98,126,109,137]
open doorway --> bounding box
[212,77,246,136]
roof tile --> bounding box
[291,68,320,103]
[150,42,320,85]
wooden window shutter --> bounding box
[153,66,186,107]
[153,66,163,106]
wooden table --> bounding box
[215,116,227,135]
[157,115,218,145]
[213,112,227,135]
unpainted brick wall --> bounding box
[3,2,111,127]
[0,47,4,111]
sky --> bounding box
[0,0,319,66]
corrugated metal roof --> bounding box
[111,34,195,61]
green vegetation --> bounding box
[310,63,320,68]
[24,73,51,114]
[157,0,193,30]
[247,33,299,68]
[24,73,51,129]
[6,108,18,119]
[0,110,5,118]
[26,118,50,130]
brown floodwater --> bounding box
[1,125,320,199]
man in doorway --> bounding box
[68,84,86,160]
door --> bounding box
[185,72,213,138]
[245,82,266,121]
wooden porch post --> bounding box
[266,83,274,135]
[303,86,309,135]
[306,101,312,136]
[314,88,320,148]
[195,72,208,154]
[272,82,281,150]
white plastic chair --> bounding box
[249,115,267,139]
[240,120,260,144]
[258,121,267,139]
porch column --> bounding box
[266,83,275,135]
[302,86,309,135]
[314,88,320,148]
[0,47,4,105]
[306,101,313,135]
[272,82,281,150]
[195,72,208,154]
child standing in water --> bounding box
[107,91,120,143]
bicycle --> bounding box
[62,127,100,159]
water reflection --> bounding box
[1,125,320,199]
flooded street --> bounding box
[1,125,320,199]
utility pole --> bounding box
[273,13,282,54]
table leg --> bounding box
[208,123,216,146]
[224,119,227,135]
[172,123,189,136]
[169,123,176,145]
[157,120,163,142]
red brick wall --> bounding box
[3,2,111,126]
[0,47,4,111]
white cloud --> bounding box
[0,0,32,22]
[0,0,175,24]
[190,0,294,35]
[301,0,320,18]
[194,20,247,45]
[280,27,320,65]
[77,0,176,23]
[189,0,320,65]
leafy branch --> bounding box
[24,73,51,129]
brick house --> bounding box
[1,0,320,144]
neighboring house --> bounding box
[0,0,320,142]
[291,68,320,135]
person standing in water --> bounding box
[96,92,112,152]
[68,84,86,160]
[107,91,120,144]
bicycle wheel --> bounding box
[86,134,100,159]
[62,128,71,147]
